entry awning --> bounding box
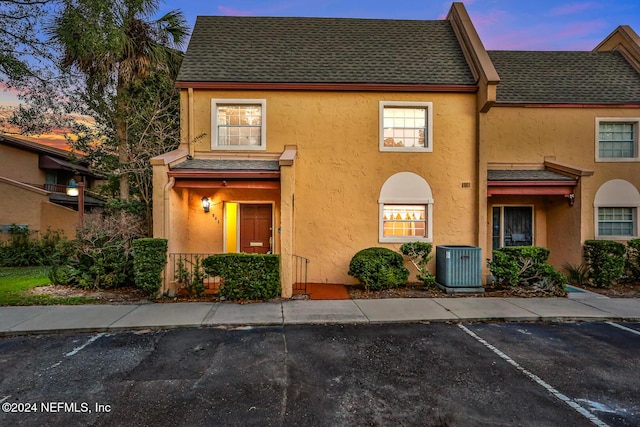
[487,169,577,198]
[168,159,280,189]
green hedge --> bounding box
[133,238,168,295]
[488,246,566,291]
[348,247,409,291]
[583,240,626,287]
[202,253,281,300]
[626,239,640,282]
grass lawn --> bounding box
[0,266,93,306]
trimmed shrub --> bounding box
[202,253,281,300]
[583,240,626,287]
[348,247,410,291]
[399,242,435,287]
[488,246,566,292]
[626,239,640,282]
[133,238,168,296]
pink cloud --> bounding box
[0,84,21,106]
[556,20,608,38]
[550,2,600,17]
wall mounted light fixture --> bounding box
[201,197,211,213]
[66,178,85,226]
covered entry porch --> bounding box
[151,148,297,297]
[486,162,593,267]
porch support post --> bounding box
[279,146,297,298]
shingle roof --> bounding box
[488,50,640,104]
[488,170,576,182]
[177,16,475,85]
[172,159,280,171]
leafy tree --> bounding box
[0,0,51,83]
[48,0,188,199]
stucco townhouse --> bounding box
[152,2,640,297]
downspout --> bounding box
[188,87,195,158]
[162,176,175,295]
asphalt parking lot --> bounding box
[0,322,638,426]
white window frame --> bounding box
[378,172,433,243]
[379,101,433,152]
[211,99,267,151]
[596,207,637,238]
[595,118,640,162]
[594,179,640,239]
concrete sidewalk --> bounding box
[1,295,639,336]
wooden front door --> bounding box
[240,204,272,254]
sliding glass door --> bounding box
[492,206,533,250]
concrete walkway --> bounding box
[1,294,639,336]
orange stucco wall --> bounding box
[172,90,479,284]
[168,187,281,255]
[482,107,640,267]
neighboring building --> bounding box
[0,134,102,238]
[152,2,640,296]
[482,26,640,268]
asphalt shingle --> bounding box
[172,159,280,171]
[488,170,576,182]
[178,16,475,86]
[488,50,640,104]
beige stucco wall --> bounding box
[482,106,640,267]
[0,179,78,238]
[175,90,478,284]
[0,144,46,185]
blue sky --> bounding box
[160,0,640,50]
[2,0,639,106]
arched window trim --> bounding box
[593,179,640,239]
[378,172,434,243]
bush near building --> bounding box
[348,247,410,291]
[488,246,566,293]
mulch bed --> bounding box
[346,282,566,299]
[28,281,639,304]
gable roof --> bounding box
[488,50,640,104]
[177,16,475,86]
[0,134,73,159]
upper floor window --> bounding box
[211,99,266,150]
[596,118,640,161]
[380,101,433,152]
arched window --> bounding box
[379,172,433,242]
[594,179,640,238]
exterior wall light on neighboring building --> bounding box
[66,179,79,197]
[66,178,85,226]
[201,197,211,213]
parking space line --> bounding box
[606,321,640,336]
[458,324,609,427]
[65,333,105,357]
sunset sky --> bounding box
[1,0,639,147]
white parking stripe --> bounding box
[65,333,105,357]
[606,321,640,336]
[458,324,610,427]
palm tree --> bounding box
[49,0,188,199]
